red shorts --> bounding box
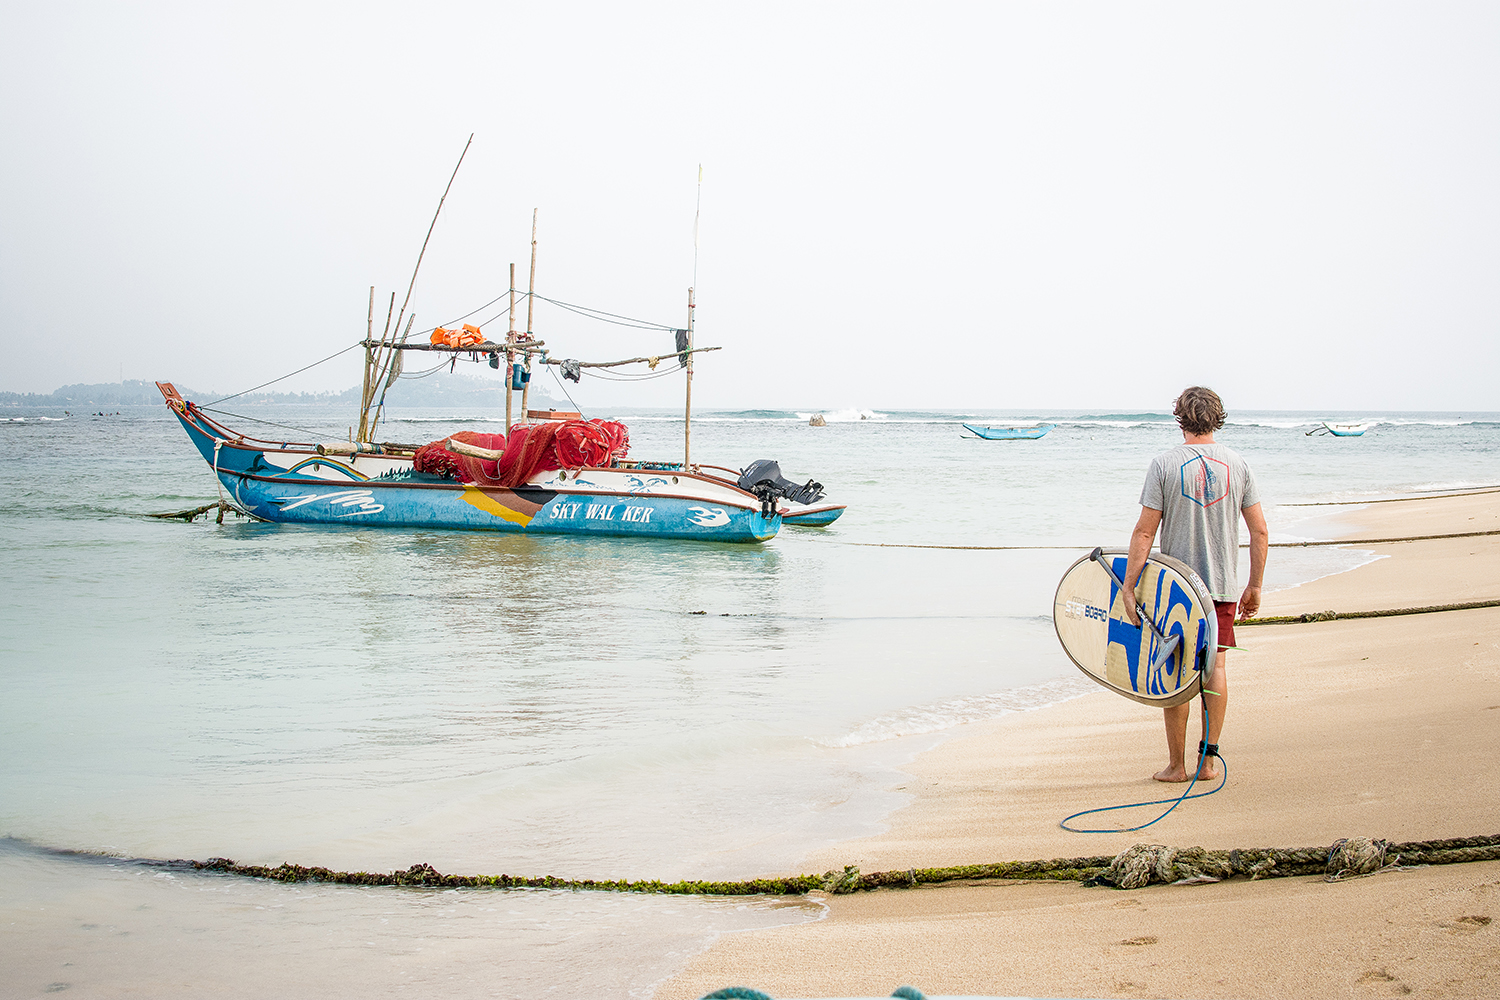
[1215,601,1237,651]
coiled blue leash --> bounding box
[1060,694,1227,833]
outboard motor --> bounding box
[736,459,825,517]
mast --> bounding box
[684,165,702,470]
[521,209,537,420]
[684,286,695,469]
[357,134,472,442]
[358,286,374,441]
[505,262,516,431]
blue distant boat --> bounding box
[962,422,1055,441]
[1308,421,1371,437]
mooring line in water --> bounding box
[163,835,1500,894]
[841,528,1500,552]
[1280,486,1500,506]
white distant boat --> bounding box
[1309,421,1371,437]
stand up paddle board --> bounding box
[1054,547,1218,708]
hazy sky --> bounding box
[2,2,1497,411]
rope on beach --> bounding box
[181,833,1500,895]
[1239,599,1500,627]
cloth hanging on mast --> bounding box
[674,329,689,364]
[560,359,581,383]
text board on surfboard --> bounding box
[1053,548,1218,708]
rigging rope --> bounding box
[202,342,363,406]
[549,365,582,413]
[197,407,326,438]
[533,293,680,331]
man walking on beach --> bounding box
[1122,386,1269,782]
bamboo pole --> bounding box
[505,262,516,431]
[686,165,702,470]
[684,286,695,469]
[443,437,504,461]
[387,134,473,371]
[362,341,725,366]
[358,286,375,441]
[366,339,547,353]
[540,346,716,368]
[521,211,537,420]
[526,210,537,338]
[360,291,397,440]
[370,314,414,439]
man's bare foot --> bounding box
[1155,764,1219,782]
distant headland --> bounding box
[0,373,560,409]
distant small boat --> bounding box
[1309,422,1370,437]
[962,422,1055,441]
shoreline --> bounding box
[658,490,1500,999]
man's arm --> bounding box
[1121,506,1162,627]
[1239,502,1268,620]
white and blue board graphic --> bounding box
[1053,548,1218,708]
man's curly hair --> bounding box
[1174,386,1226,436]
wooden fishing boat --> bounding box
[961,422,1055,441]
[1322,422,1369,437]
[157,382,787,542]
[157,150,841,542]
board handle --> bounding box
[1089,547,1183,673]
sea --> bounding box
[2,402,1497,998]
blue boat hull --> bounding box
[962,422,1055,440]
[213,471,778,541]
[164,390,778,543]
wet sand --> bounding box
[658,490,1500,999]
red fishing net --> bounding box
[412,421,629,488]
[413,431,506,483]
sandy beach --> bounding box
[658,491,1500,1000]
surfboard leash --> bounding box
[1059,696,1227,834]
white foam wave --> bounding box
[823,676,1097,748]
[1057,420,1160,429]
[795,409,888,423]
[385,415,510,424]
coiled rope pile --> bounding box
[182,833,1500,894]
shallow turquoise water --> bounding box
[2,403,1496,997]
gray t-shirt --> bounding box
[1140,442,1261,601]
